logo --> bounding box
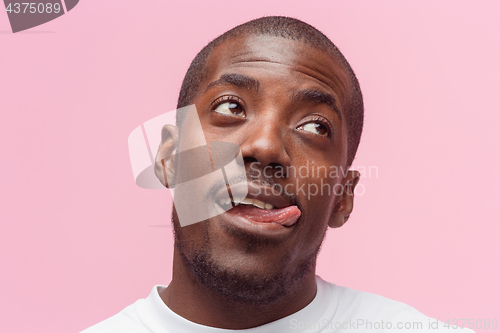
[128,105,247,227]
[3,0,79,33]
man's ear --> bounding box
[154,124,179,188]
[328,170,360,228]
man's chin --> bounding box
[172,208,316,305]
[179,247,314,306]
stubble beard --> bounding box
[171,208,322,306]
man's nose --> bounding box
[240,118,291,171]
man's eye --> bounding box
[297,122,329,136]
[213,102,246,118]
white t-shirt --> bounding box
[81,276,473,332]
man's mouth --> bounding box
[214,182,301,228]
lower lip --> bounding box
[217,204,301,237]
[230,205,301,225]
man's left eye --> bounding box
[297,122,329,136]
[213,101,246,118]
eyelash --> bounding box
[301,116,335,137]
[210,95,246,112]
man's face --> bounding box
[172,34,353,303]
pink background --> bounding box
[1,1,499,332]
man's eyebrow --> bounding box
[204,73,260,93]
[292,89,342,120]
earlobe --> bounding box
[154,124,179,188]
[328,170,360,228]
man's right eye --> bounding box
[212,97,246,118]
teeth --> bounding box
[219,196,274,210]
[252,199,266,209]
[239,198,274,210]
[240,198,253,205]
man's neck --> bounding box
[160,249,318,329]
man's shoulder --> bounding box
[320,277,474,332]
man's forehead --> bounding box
[218,35,305,65]
[202,34,351,109]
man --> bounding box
[83,16,472,332]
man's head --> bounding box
[155,16,363,306]
[177,16,363,167]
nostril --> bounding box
[244,157,258,164]
[267,162,287,178]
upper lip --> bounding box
[214,182,295,210]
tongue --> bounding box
[228,204,301,226]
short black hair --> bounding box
[176,16,363,166]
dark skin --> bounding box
[154,34,360,329]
